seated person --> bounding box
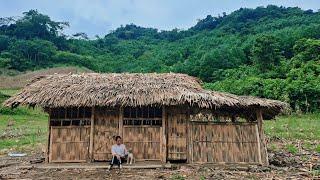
[109,136,128,169]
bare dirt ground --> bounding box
[0,149,319,180]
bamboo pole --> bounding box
[45,109,51,163]
[89,107,95,162]
[161,106,167,162]
[256,109,269,165]
[119,107,123,137]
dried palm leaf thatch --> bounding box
[204,92,289,119]
[238,96,290,119]
[3,73,288,118]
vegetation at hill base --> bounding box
[0,5,319,112]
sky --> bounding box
[1,0,319,38]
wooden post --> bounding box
[89,107,95,162]
[255,124,262,165]
[256,109,269,165]
[49,126,53,162]
[45,109,51,163]
[119,107,123,137]
[161,106,167,163]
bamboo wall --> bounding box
[123,126,161,160]
[50,126,90,162]
[48,107,91,163]
[47,106,267,164]
[190,122,261,163]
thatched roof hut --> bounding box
[4,73,287,119]
[3,73,288,164]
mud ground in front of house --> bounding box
[1,141,319,180]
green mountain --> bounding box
[0,5,319,112]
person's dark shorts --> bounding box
[110,155,128,166]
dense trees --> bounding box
[1,10,69,40]
[251,35,282,72]
[0,6,319,112]
[207,38,320,112]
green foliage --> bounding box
[251,34,282,72]
[0,35,9,51]
[0,6,320,112]
[316,145,320,153]
[2,9,69,40]
[0,89,35,115]
[6,39,57,70]
[293,39,320,61]
[285,144,298,154]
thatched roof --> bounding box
[3,73,288,119]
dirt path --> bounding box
[0,164,317,179]
[0,153,319,180]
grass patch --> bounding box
[269,143,279,152]
[170,174,185,180]
[285,144,298,154]
[264,113,320,141]
[0,88,48,153]
[316,145,320,153]
[0,89,20,96]
[0,112,48,153]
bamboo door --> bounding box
[93,108,119,161]
[167,108,188,160]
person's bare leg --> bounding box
[108,156,115,170]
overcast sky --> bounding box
[1,0,319,38]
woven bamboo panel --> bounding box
[50,126,90,162]
[191,123,260,163]
[93,108,119,161]
[123,126,161,160]
[167,108,188,160]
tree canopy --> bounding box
[0,6,319,112]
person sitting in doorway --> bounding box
[108,136,128,170]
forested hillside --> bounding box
[0,5,319,112]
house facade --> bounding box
[4,73,287,164]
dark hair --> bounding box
[115,136,121,141]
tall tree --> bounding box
[251,34,283,72]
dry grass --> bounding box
[0,66,93,89]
